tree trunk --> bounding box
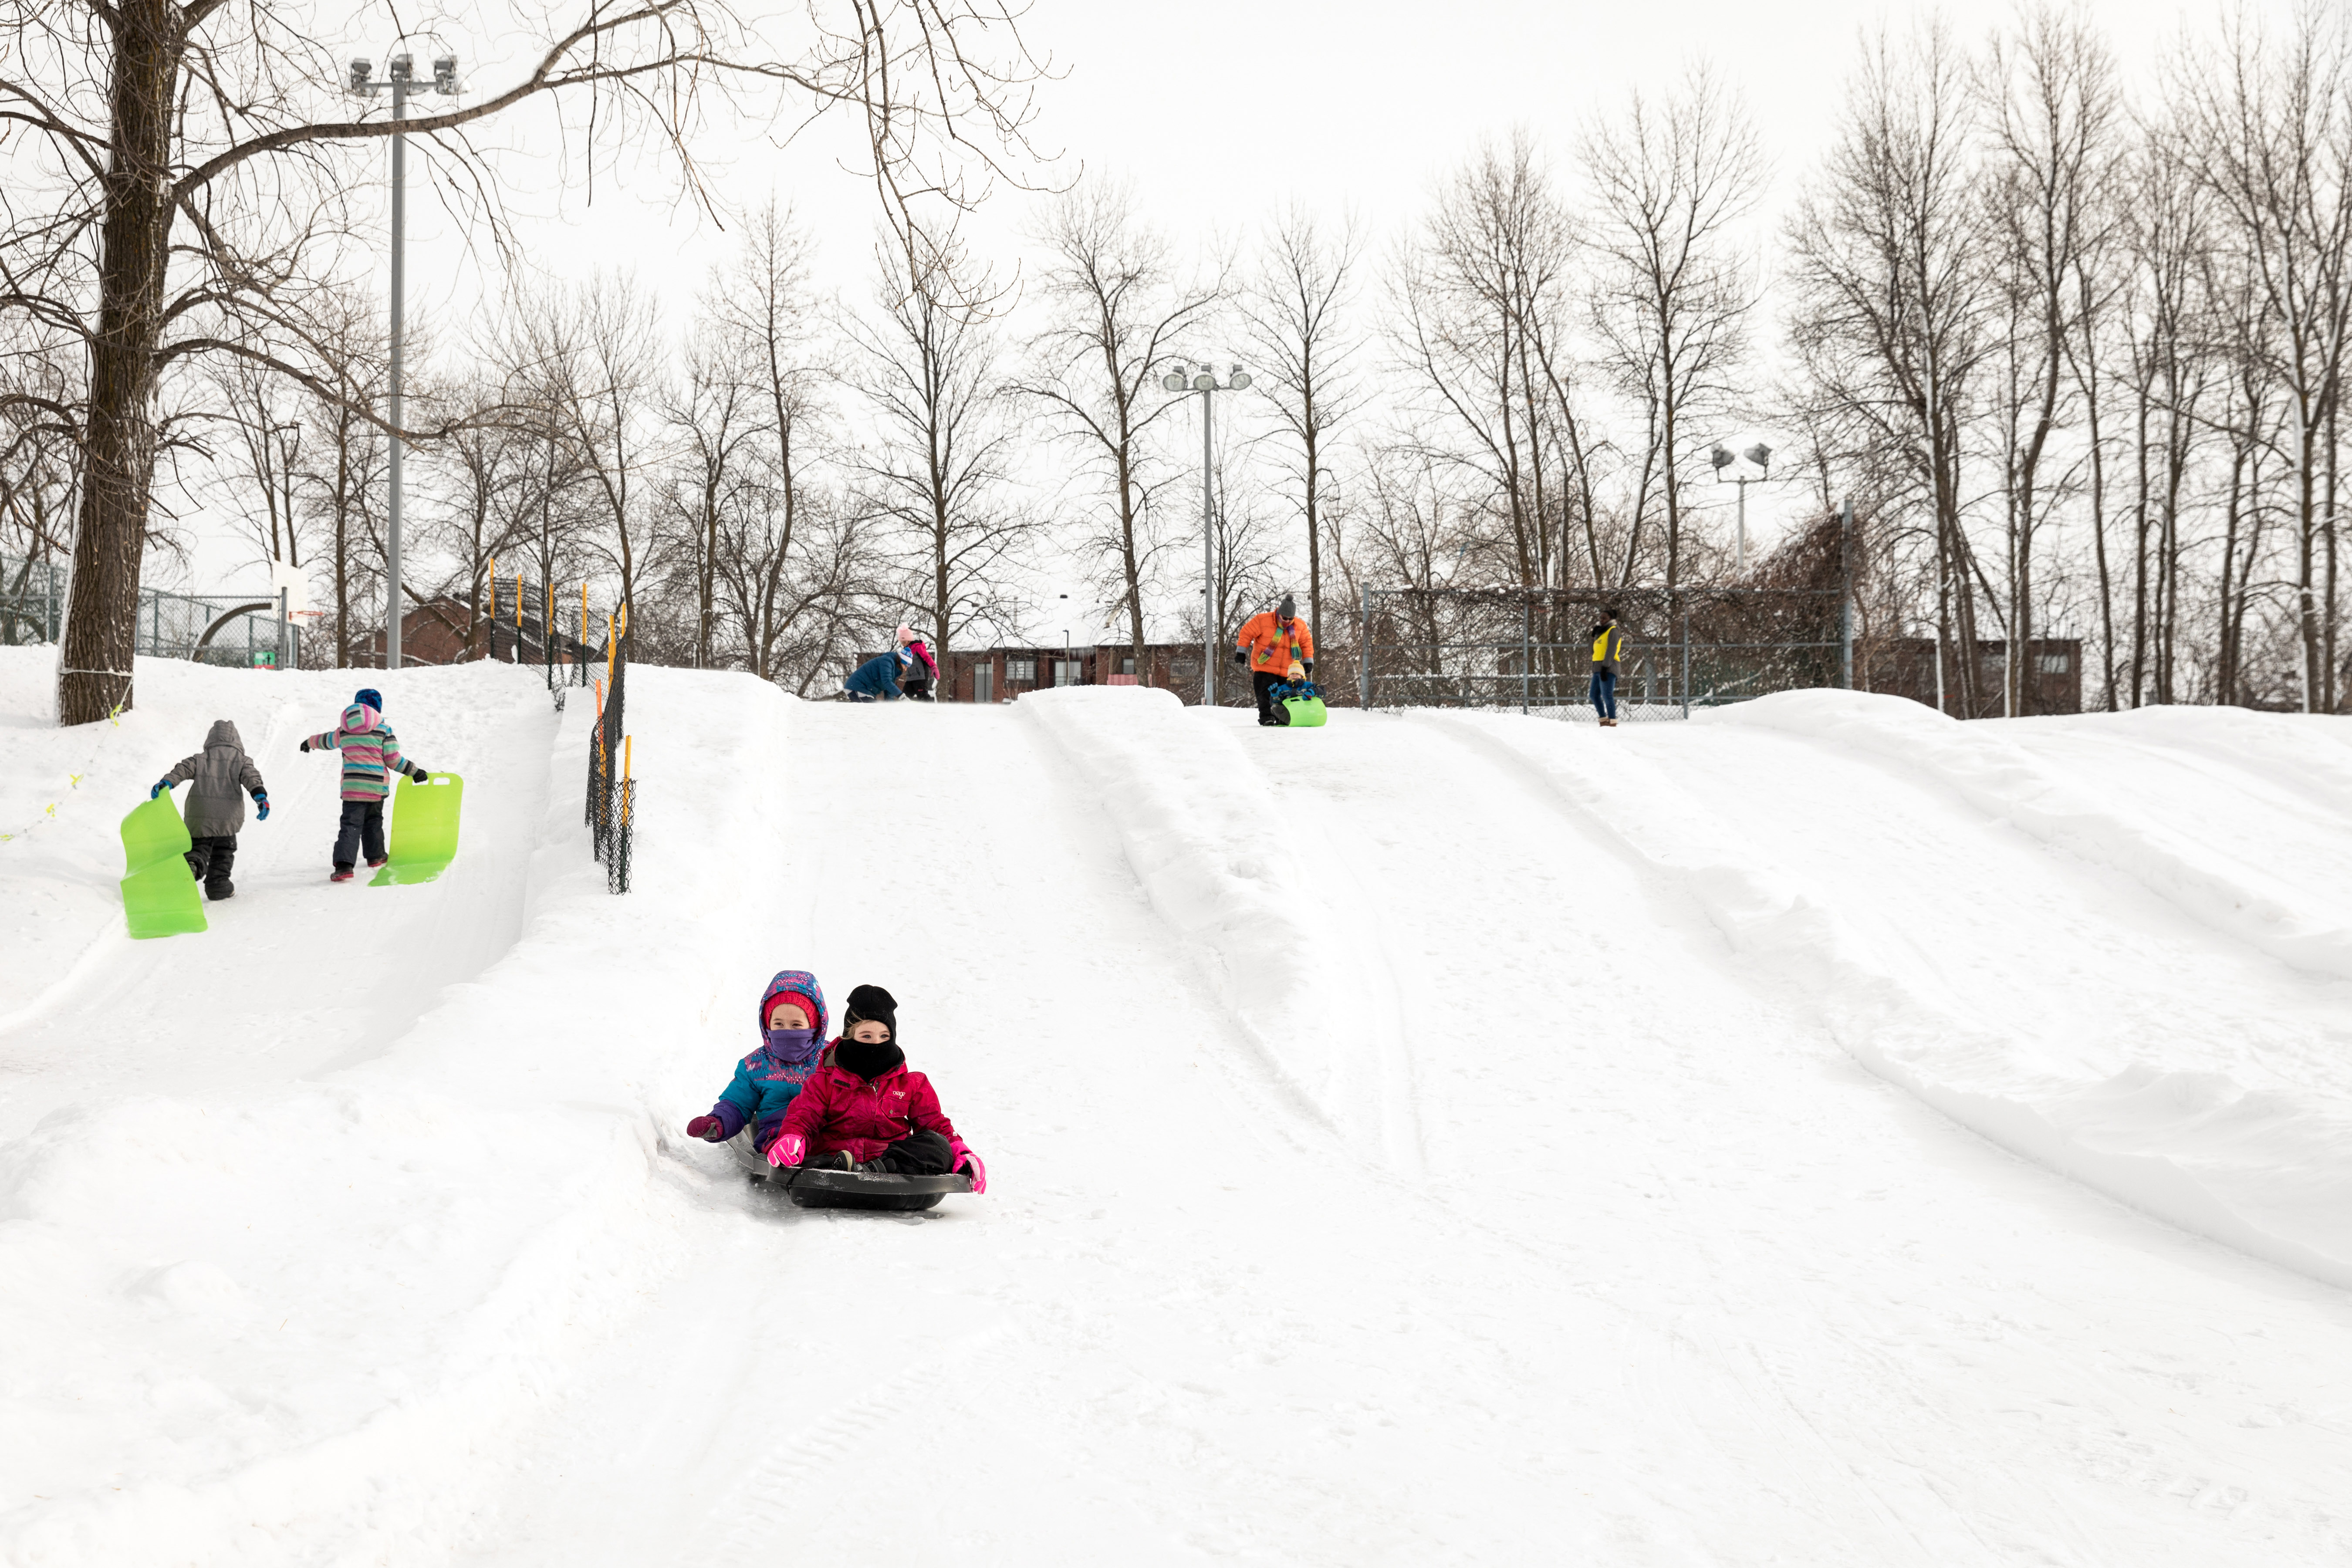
[59,1,180,724]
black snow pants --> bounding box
[333,799,387,871]
[868,1128,954,1175]
[185,835,238,899]
[1252,670,1284,725]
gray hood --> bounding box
[205,719,243,750]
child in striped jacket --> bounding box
[301,688,429,882]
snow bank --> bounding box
[1021,690,1416,1159]
[1717,690,2352,980]
[0,656,799,1564]
[1440,695,2352,1293]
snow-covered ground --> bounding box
[3,646,2350,1565]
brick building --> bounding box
[866,640,1221,703]
[365,595,599,669]
[1863,637,2083,716]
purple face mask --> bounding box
[763,1026,818,1063]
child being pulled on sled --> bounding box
[766,984,986,1191]
[686,970,828,1154]
[301,687,429,882]
[151,719,270,900]
[1266,660,1320,726]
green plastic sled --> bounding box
[370,772,464,886]
[1280,696,1329,728]
[120,794,207,939]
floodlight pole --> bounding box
[1201,382,1215,706]
[386,65,407,672]
[350,51,459,673]
[1162,363,1252,706]
[1710,443,1774,577]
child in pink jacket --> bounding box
[766,984,986,1190]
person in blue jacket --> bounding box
[685,971,829,1156]
[842,647,911,702]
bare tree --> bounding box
[206,356,307,581]
[535,276,666,622]
[1240,204,1363,634]
[848,221,1029,656]
[1583,64,1765,595]
[662,316,763,668]
[2176,8,2352,713]
[0,0,1048,723]
[1787,22,1997,714]
[1394,132,1601,590]
[426,370,532,660]
[1980,7,2121,714]
[1021,180,1227,670]
[289,288,392,667]
[707,204,835,669]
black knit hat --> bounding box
[844,983,898,1041]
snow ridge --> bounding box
[1022,689,1417,1162]
[1437,699,2352,1293]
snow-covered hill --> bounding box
[3,646,2350,1565]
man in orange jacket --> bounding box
[1235,593,1316,726]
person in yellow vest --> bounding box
[1234,593,1316,727]
[1589,609,1627,727]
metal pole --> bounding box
[1359,584,1372,710]
[1680,598,1691,719]
[1520,596,1531,714]
[1201,386,1214,707]
[1934,568,1947,715]
[277,588,288,670]
[385,71,407,673]
[1838,497,1855,690]
[1735,478,1747,574]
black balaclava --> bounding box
[838,984,905,1079]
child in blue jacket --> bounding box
[686,970,828,1156]
[841,648,911,703]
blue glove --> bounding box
[150,779,169,799]
[254,794,270,821]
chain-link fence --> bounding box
[1,554,66,646]
[3,554,301,668]
[586,624,633,893]
[1359,585,1848,720]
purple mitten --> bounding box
[686,1114,725,1142]
[950,1138,987,1195]
[766,1132,806,1168]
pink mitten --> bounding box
[766,1132,806,1168]
[950,1138,987,1195]
[686,1115,725,1142]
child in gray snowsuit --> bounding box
[152,720,269,900]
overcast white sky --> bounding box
[183,0,2291,641]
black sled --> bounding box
[751,1163,974,1213]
